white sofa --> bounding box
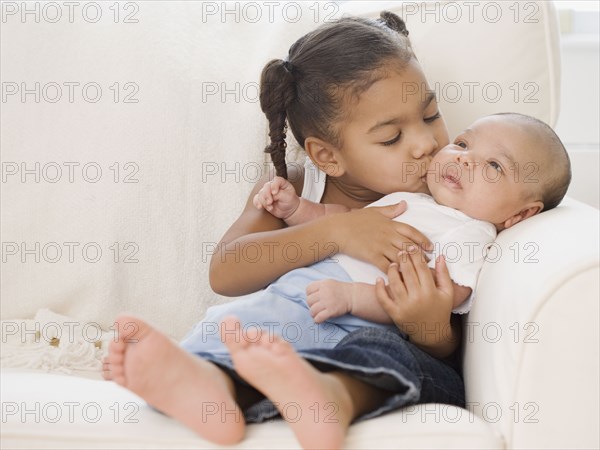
[2,1,599,448]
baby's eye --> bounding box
[488,161,503,172]
[456,141,467,149]
[381,133,401,146]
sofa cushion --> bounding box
[1,369,503,449]
[462,197,600,448]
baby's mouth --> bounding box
[443,173,462,188]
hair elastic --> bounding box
[282,60,294,74]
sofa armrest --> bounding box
[463,197,599,449]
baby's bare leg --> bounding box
[221,317,388,449]
[107,315,245,445]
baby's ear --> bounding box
[503,201,544,229]
[304,137,345,177]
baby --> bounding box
[254,113,572,326]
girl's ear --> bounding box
[304,137,346,177]
[501,201,544,229]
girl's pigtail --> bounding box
[259,59,297,179]
[379,11,410,37]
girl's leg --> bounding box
[107,315,246,445]
[221,317,389,450]
[326,371,390,419]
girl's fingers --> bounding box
[373,201,407,219]
[374,254,395,273]
[398,250,419,294]
[387,263,407,299]
[435,255,454,297]
[392,224,434,252]
[408,247,434,290]
[375,278,396,315]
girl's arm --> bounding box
[209,165,337,296]
[210,165,434,297]
[286,199,350,226]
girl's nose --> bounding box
[411,130,437,160]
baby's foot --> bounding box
[221,317,353,450]
[108,315,244,445]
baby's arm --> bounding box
[306,280,393,323]
[253,176,349,226]
[306,271,472,324]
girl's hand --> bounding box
[252,176,300,220]
[335,202,433,272]
[375,249,454,348]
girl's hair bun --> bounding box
[379,11,409,37]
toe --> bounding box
[220,316,245,352]
[114,314,151,344]
[244,326,262,343]
[102,360,112,380]
[269,335,293,355]
[109,339,126,355]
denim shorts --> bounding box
[197,325,465,423]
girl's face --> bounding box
[333,59,449,196]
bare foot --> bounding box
[102,356,112,380]
[108,315,245,445]
[221,317,354,450]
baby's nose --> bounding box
[456,152,475,168]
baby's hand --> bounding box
[252,176,300,220]
[306,279,353,323]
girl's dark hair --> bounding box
[259,11,414,178]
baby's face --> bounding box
[426,115,544,228]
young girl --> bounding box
[105,11,465,449]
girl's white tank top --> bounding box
[300,158,326,202]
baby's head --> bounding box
[426,113,571,231]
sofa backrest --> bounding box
[1,1,561,339]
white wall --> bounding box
[554,8,600,209]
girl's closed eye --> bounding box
[381,133,401,146]
[424,111,441,123]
